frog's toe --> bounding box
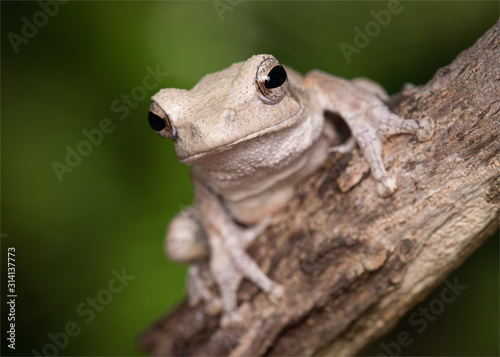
[269,284,285,302]
[221,310,243,329]
[205,297,222,316]
[187,292,201,308]
[416,117,435,142]
[376,176,398,198]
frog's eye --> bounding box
[148,102,178,140]
[256,58,288,104]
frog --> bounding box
[148,54,434,327]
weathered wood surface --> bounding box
[139,20,499,356]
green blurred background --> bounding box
[1,1,498,356]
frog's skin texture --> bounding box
[148,54,434,326]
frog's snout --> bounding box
[148,102,178,140]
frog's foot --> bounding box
[209,219,284,325]
[221,310,244,329]
[369,106,435,142]
[346,105,434,197]
[208,248,245,326]
[216,245,284,328]
[225,221,284,301]
[186,263,222,315]
[198,184,283,325]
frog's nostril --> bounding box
[148,111,167,131]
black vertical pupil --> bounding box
[265,65,287,89]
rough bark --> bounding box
[139,20,499,356]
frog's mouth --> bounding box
[178,84,309,165]
[150,69,308,165]
[149,97,305,165]
[178,102,308,165]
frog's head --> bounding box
[148,54,306,165]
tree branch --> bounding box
[139,20,499,356]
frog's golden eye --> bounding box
[256,58,288,104]
[148,102,178,140]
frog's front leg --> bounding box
[195,181,284,327]
[165,207,222,314]
[347,104,434,196]
[305,71,434,197]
